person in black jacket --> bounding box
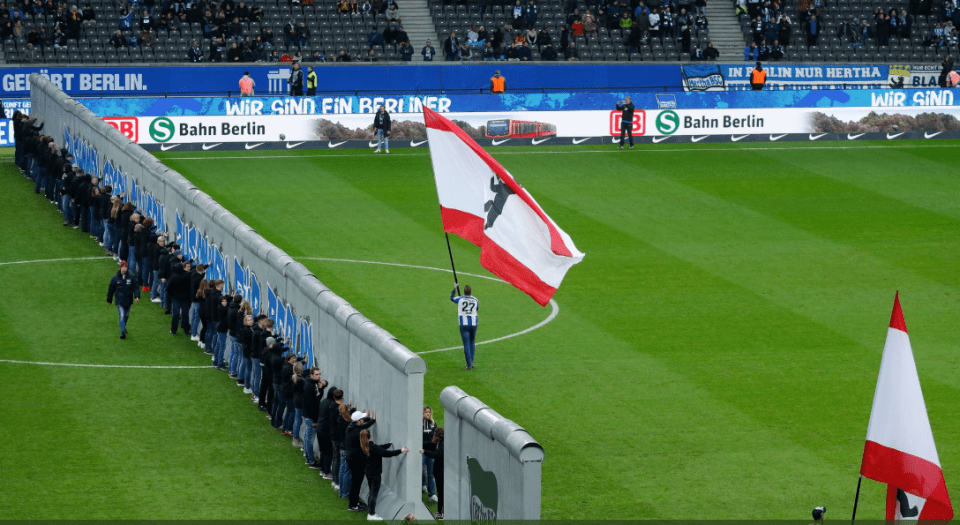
[278,352,300,435]
[226,294,242,379]
[302,366,328,468]
[346,410,377,511]
[616,96,635,149]
[238,307,254,392]
[268,336,288,427]
[421,427,445,519]
[422,406,438,501]
[167,259,193,335]
[204,279,223,354]
[257,320,278,413]
[107,260,140,339]
[215,294,230,370]
[336,402,356,498]
[316,385,337,478]
[291,362,306,448]
[249,314,266,401]
[373,105,391,154]
[189,263,206,341]
[362,429,409,520]
[328,388,345,491]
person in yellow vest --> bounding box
[750,61,766,91]
[490,70,506,93]
[306,66,317,96]
[239,71,255,96]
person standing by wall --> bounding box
[616,96,635,149]
[362,430,409,521]
[451,284,478,370]
[239,71,255,96]
[750,61,766,90]
[490,70,506,93]
[422,406,438,502]
[373,105,391,154]
[420,427,444,520]
[306,66,318,95]
[107,260,140,339]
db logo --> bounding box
[103,117,138,142]
[609,110,645,136]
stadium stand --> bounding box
[0,0,951,63]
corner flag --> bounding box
[860,292,953,520]
[423,107,584,306]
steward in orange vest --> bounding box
[490,70,506,93]
[750,62,766,91]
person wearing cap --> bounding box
[490,70,506,93]
[373,105,391,154]
[345,410,377,511]
[421,40,435,61]
[750,61,766,90]
[811,506,826,524]
[107,260,140,339]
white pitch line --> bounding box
[161,143,960,161]
[0,256,111,266]
[300,257,559,354]
[0,359,212,369]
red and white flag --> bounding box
[423,107,584,306]
[860,292,953,520]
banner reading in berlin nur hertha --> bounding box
[860,292,953,520]
[423,107,584,306]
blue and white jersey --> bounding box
[451,291,479,327]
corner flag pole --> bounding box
[851,475,863,525]
[445,232,461,296]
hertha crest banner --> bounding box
[423,107,584,306]
[860,293,953,520]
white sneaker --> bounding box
[429,495,439,503]
[385,149,389,154]
[199,343,205,349]
[332,482,339,490]
[243,388,252,394]
[367,514,383,521]
[422,485,428,493]
[190,335,199,341]
[374,149,380,153]
[151,298,161,303]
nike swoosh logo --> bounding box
[691,136,707,142]
[886,132,904,139]
[245,142,264,149]
[410,140,428,147]
[287,142,305,148]
[491,139,510,145]
[652,136,671,143]
[368,141,379,148]
[572,138,591,144]
[808,133,827,141]
[731,135,748,142]
[531,137,551,145]
[160,143,180,151]
[202,143,222,150]
[769,134,787,141]
[327,141,346,148]
[847,133,865,140]
[924,131,943,139]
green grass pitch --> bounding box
[1,141,958,520]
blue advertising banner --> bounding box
[0,64,681,96]
[72,87,959,119]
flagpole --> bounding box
[445,232,461,296]
[851,475,863,525]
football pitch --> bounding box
[1,141,958,520]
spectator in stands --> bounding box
[564,38,578,59]
[52,26,68,49]
[283,19,296,49]
[467,24,480,46]
[778,14,792,46]
[2,20,16,40]
[188,39,203,61]
[805,13,820,46]
[694,11,707,34]
[875,12,889,45]
[647,8,659,40]
[209,35,224,61]
[259,25,274,46]
[744,40,758,60]
[337,48,350,61]
[140,28,154,47]
[309,49,323,62]
[386,0,398,19]
[399,39,413,60]
[770,39,783,59]
[362,0,372,16]
[481,39,494,59]
[661,8,673,38]
[525,0,538,27]
[397,25,408,45]
[704,40,719,59]
[226,40,242,61]
[119,8,133,29]
[680,24,691,53]
[443,31,459,60]
[459,41,472,60]
[297,21,310,47]
[421,39,435,60]
[571,16,584,37]
[757,39,770,60]
[24,41,40,61]
[512,0,525,29]
[383,23,399,47]
[837,18,855,42]
[751,16,764,42]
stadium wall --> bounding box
[29,72,433,521]
[440,386,544,521]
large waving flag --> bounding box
[423,107,584,306]
[860,293,953,520]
